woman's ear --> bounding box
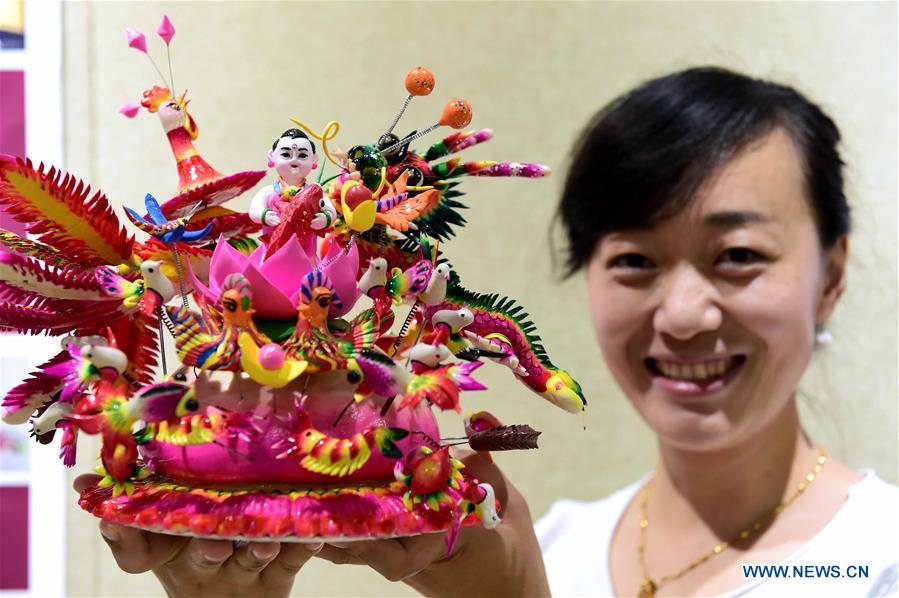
[815,235,848,324]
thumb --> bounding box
[99,521,187,574]
[74,474,187,574]
[73,473,103,493]
[452,449,511,509]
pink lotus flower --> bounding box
[190,235,359,320]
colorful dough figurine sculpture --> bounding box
[0,17,585,548]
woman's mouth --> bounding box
[645,355,746,396]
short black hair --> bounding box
[272,128,316,155]
[557,67,851,277]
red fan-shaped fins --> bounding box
[0,157,134,267]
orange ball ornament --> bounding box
[439,97,473,129]
[405,67,435,97]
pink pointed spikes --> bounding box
[125,27,148,53]
[453,361,487,392]
[157,15,175,45]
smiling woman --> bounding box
[585,127,844,451]
[534,67,897,597]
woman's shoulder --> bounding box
[851,468,899,500]
[793,470,898,578]
[847,473,899,598]
[835,469,899,543]
[734,470,899,597]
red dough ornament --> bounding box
[139,85,265,220]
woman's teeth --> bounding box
[654,358,736,381]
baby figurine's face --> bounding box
[269,136,316,185]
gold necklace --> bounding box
[636,448,827,598]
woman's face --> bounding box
[586,129,846,450]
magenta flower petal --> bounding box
[119,102,140,118]
[125,28,148,53]
[209,236,249,298]
[259,235,312,298]
[187,259,216,306]
[322,242,360,317]
[240,263,297,320]
[157,15,175,45]
[248,243,266,269]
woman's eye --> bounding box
[717,248,764,265]
[609,253,655,270]
[281,152,290,158]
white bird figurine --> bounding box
[359,257,389,297]
[422,308,474,347]
[419,263,451,306]
[408,343,452,372]
[140,260,176,306]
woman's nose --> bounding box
[652,265,722,340]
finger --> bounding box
[73,473,103,493]
[455,450,508,494]
[316,543,368,565]
[225,540,280,576]
[454,450,524,516]
[261,542,322,586]
[173,538,233,580]
[98,521,185,574]
[341,537,446,582]
[154,538,232,594]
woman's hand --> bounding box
[73,475,321,598]
[315,452,550,597]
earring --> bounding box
[814,323,833,346]
[267,159,275,168]
[311,162,318,170]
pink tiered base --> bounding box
[78,475,486,542]
[77,372,490,541]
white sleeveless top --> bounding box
[535,470,898,597]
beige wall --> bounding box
[59,2,896,596]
